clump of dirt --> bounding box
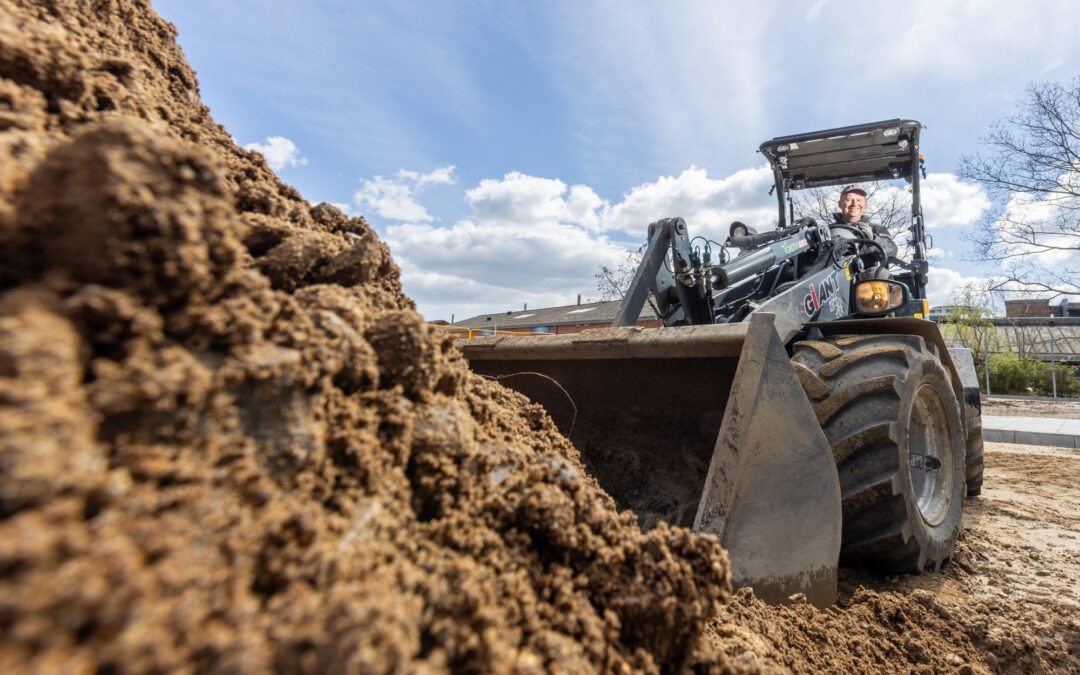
[0,0,729,671]
[708,587,990,673]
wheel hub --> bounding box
[907,384,954,526]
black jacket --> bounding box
[831,213,898,259]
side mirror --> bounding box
[852,280,908,316]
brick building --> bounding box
[1005,299,1051,318]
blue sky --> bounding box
[154,0,1080,320]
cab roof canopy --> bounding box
[759,119,922,190]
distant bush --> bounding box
[984,353,1080,396]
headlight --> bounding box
[853,280,907,315]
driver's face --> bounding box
[838,193,867,223]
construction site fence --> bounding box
[976,347,1080,400]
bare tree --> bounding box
[959,78,1080,298]
[792,184,912,243]
[595,244,645,300]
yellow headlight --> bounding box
[854,280,905,314]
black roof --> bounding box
[759,119,922,190]
[453,299,658,330]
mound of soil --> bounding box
[0,1,728,671]
[0,1,1031,673]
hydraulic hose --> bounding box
[726,223,803,250]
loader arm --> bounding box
[614,216,834,329]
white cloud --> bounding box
[1039,57,1064,77]
[383,170,627,319]
[462,172,609,232]
[926,266,990,308]
[984,185,1080,292]
[370,164,998,320]
[804,0,830,22]
[244,136,308,171]
[387,225,623,319]
[606,165,777,240]
[920,174,991,229]
[856,174,989,230]
[858,2,1080,81]
[354,165,456,222]
[390,165,785,318]
[399,166,456,186]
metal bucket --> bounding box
[462,313,842,607]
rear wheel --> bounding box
[963,398,985,497]
[791,334,966,572]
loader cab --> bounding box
[759,120,930,309]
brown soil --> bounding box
[982,396,1080,420]
[708,442,1080,673]
[0,1,728,671]
[1,1,1077,673]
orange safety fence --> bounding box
[427,324,556,340]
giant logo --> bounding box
[803,273,840,317]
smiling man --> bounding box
[836,186,868,227]
[831,186,898,269]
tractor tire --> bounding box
[963,401,984,497]
[791,334,966,572]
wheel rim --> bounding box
[906,384,954,526]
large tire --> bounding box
[963,396,985,497]
[791,334,966,572]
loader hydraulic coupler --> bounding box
[460,313,842,607]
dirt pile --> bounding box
[0,1,1034,673]
[0,1,729,671]
[708,588,989,673]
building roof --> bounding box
[453,299,658,329]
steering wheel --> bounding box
[829,224,889,272]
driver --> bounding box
[832,186,898,266]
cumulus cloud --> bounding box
[354,165,456,222]
[383,165,788,318]
[464,172,608,232]
[398,166,456,186]
[855,173,989,230]
[606,165,777,239]
[920,173,991,229]
[978,184,1080,297]
[925,266,989,308]
[383,174,623,318]
[244,136,308,171]
[369,164,995,319]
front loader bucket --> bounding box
[461,313,842,607]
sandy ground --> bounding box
[982,396,1080,420]
[841,441,1080,673]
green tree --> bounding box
[938,288,999,384]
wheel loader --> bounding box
[460,120,985,608]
